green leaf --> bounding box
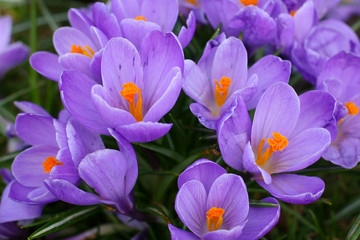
[0,151,20,162]
[346,213,360,240]
[332,196,360,222]
[210,23,221,40]
[28,205,101,239]
[249,200,279,208]
[134,143,184,162]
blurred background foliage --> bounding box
[0,0,359,239]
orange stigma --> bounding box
[290,10,296,17]
[206,207,225,231]
[214,76,231,107]
[135,16,147,21]
[240,0,258,6]
[338,102,359,124]
[70,45,95,58]
[120,82,143,122]
[256,132,288,168]
[43,157,64,173]
[186,0,197,5]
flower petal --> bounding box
[0,15,11,49]
[217,96,251,171]
[207,174,249,230]
[168,224,199,240]
[30,51,63,81]
[114,122,172,143]
[241,197,280,240]
[14,101,50,116]
[201,225,244,240]
[178,159,226,194]
[59,53,93,79]
[246,55,291,109]
[251,82,300,149]
[189,103,218,130]
[257,174,325,204]
[141,0,178,32]
[177,11,196,48]
[59,70,109,135]
[12,145,58,187]
[175,180,207,237]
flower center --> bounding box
[70,45,95,58]
[290,10,296,17]
[135,16,147,21]
[240,0,258,6]
[256,132,288,168]
[43,156,64,173]
[214,76,231,107]
[186,0,197,5]
[120,82,143,122]
[206,207,225,231]
[339,102,359,124]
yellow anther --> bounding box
[290,10,296,17]
[256,132,288,167]
[70,45,95,58]
[43,157,64,173]
[214,76,232,107]
[240,0,258,6]
[135,16,147,21]
[338,102,359,124]
[206,207,225,231]
[120,82,143,122]
[186,0,197,5]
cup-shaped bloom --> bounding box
[203,0,278,50]
[291,19,360,84]
[111,0,196,49]
[9,103,104,204]
[30,2,118,82]
[183,35,290,129]
[218,82,334,204]
[317,52,360,168]
[0,16,29,79]
[45,129,138,215]
[60,31,184,142]
[169,159,280,239]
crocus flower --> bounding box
[183,35,290,129]
[291,18,360,84]
[169,159,280,239]
[317,52,360,168]
[111,0,196,49]
[45,129,138,216]
[203,0,280,51]
[30,2,118,82]
[328,0,360,21]
[218,82,335,204]
[0,15,29,80]
[9,104,104,204]
[60,31,183,142]
[179,0,207,24]
[0,169,43,239]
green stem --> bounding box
[29,0,41,104]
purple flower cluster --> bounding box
[1,0,360,239]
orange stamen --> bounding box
[240,0,258,6]
[256,132,288,167]
[43,157,64,173]
[206,207,225,231]
[214,76,231,107]
[70,45,95,58]
[135,16,147,21]
[120,82,143,122]
[290,10,296,17]
[186,0,197,5]
[338,102,359,124]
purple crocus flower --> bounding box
[203,0,281,51]
[0,15,29,80]
[9,104,104,205]
[317,52,360,169]
[30,3,117,82]
[179,0,207,24]
[291,18,360,84]
[183,34,290,129]
[218,82,335,204]
[60,31,183,142]
[169,159,280,239]
[327,0,360,21]
[0,169,43,239]
[111,0,196,49]
[45,129,138,216]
